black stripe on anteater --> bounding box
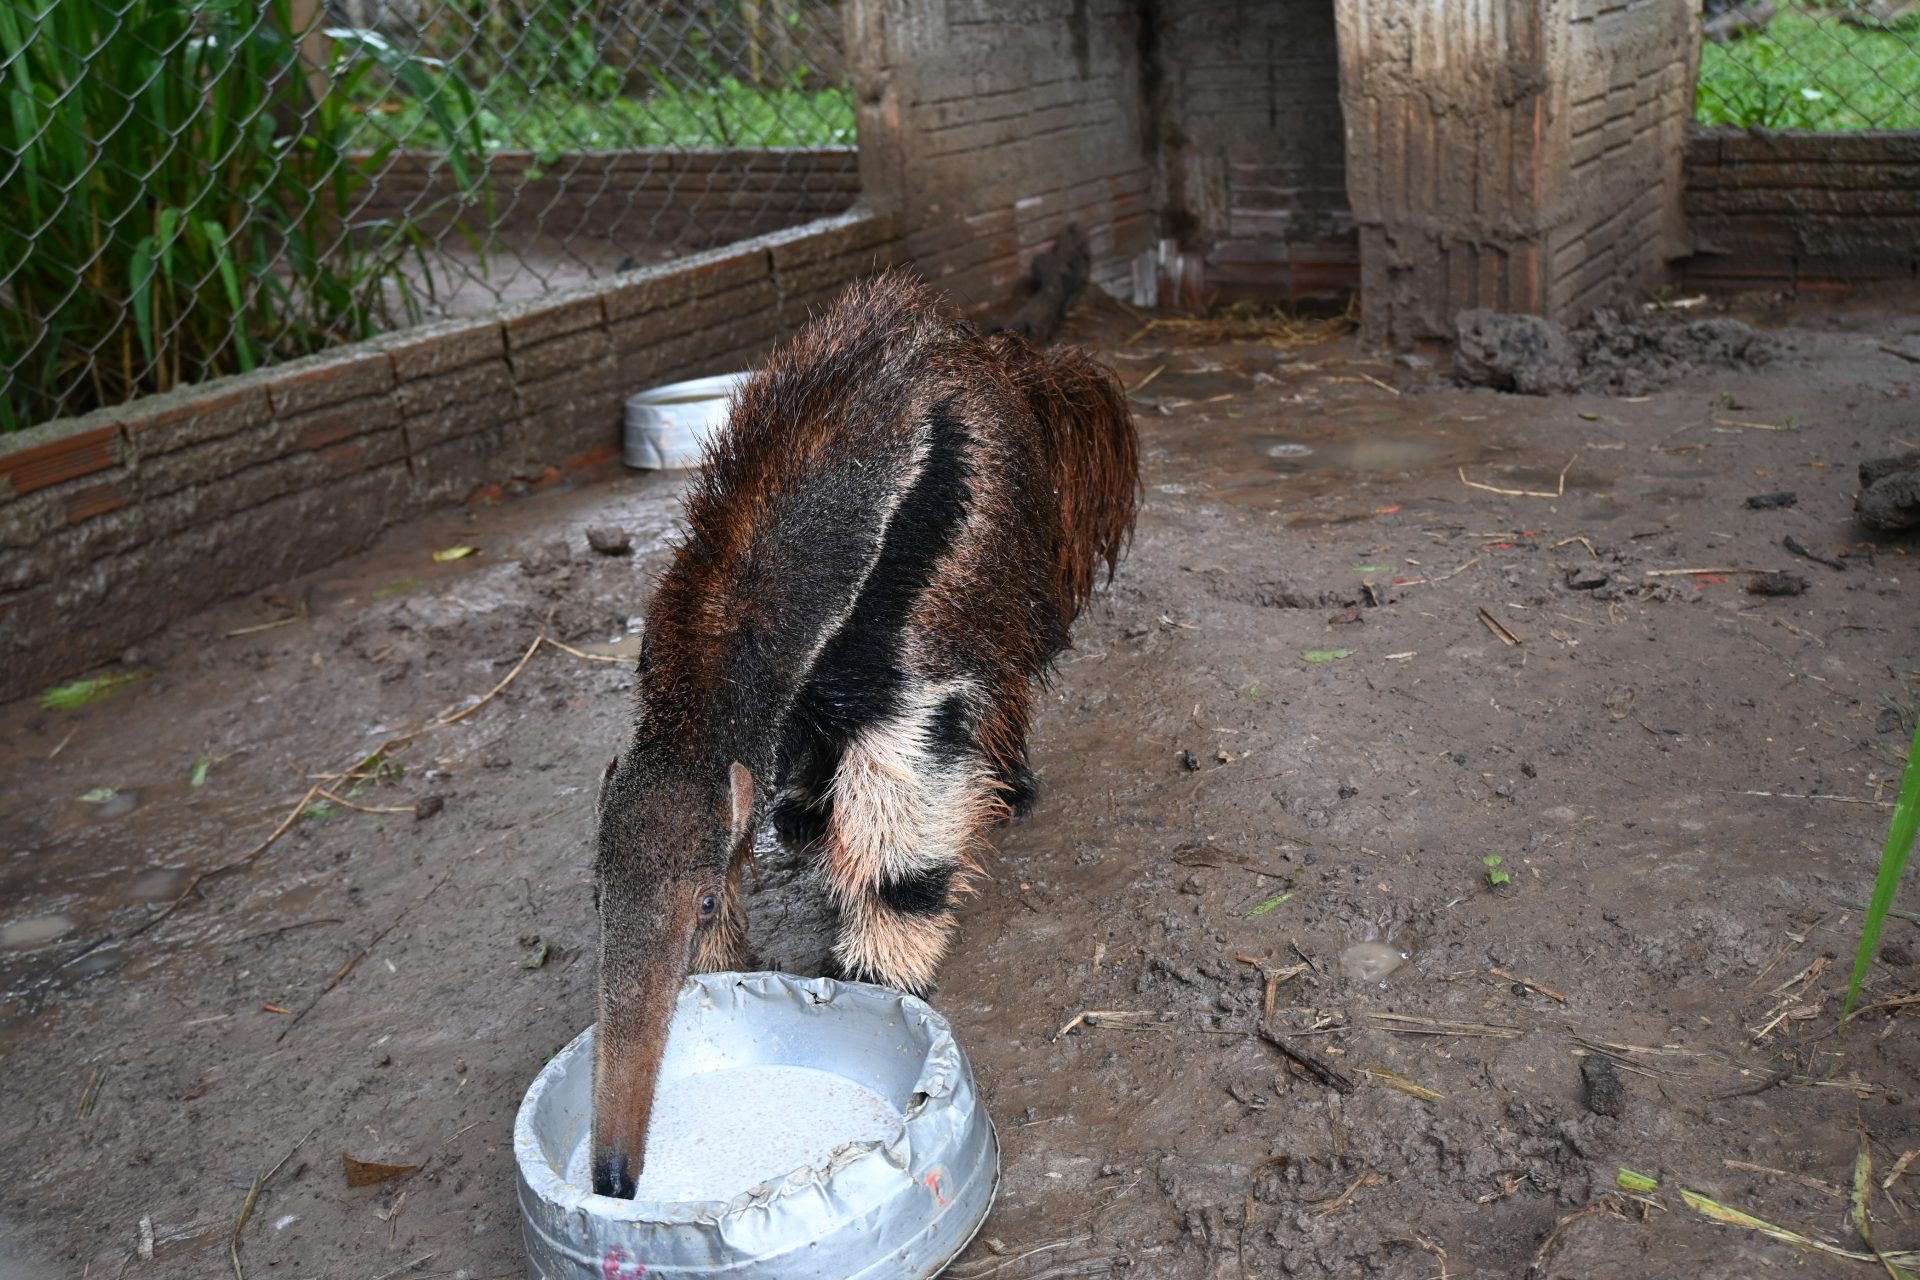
[877,863,955,917]
[925,692,975,763]
[780,402,974,752]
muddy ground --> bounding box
[3,292,1919,1280]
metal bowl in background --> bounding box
[622,373,753,471]
[514,971,999,1279]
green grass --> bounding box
[349,80,855,156]
[0,1,482,432]
[1697,9,1920,130]
[1843,712,1920,1021]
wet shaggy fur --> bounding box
[586,270,1137,1195]
[600,269,1138,993]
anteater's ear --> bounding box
[727,762,755,842]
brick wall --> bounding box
[1334,0,1696,345]
[1546,0,1696,318]
[1149,0,1358,301]
[354,148,861,251]
[0,211,901,702]
[1682,128,1920,291]
[845,0,1156,304]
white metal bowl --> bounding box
[622,373,753,471]
[514,972,999,1279]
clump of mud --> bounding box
[1857,454,1920,531]
[1455,306,1780,396]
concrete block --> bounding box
[267,345,397,417]
[120,379,276,459]
[508,325,615,386]
[381,315,508,381]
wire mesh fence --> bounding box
[1698,1,1920,130]
[0,0,855,433]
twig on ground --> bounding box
[1256,1023,1355,1094]
[1527,1198,1626,1279]
[1368,1012,1522,1038]
[1491,967,1567,1002]
[1128,364,1166,394]
[224,613,304,639]
[1234,955,1309,1022]
[315,789,413,816]
[1459,455,1577,499]
[1644,566,1782,577]
[1554,536,1599,558]
[1053,1009,1151,1040]
[128,632,566,941]
[1478,607,1522,646]
[128,780,327,940]
[542,636,636,665]
[1729,789,1895,808]
[1723,1160,1844,1198]
[1306,1168,1382,1216]
[277,878,448,1039]
[75,1065,107,1117]
[230,1127,316,1280]
[368,1255,436,1280]
[1388,1236,1451,1280]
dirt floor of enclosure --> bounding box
[4,291,1920,1280]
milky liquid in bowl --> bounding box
[562,1063,903,1202]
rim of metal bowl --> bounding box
[624,372,753,409]
[513,972,974,1226]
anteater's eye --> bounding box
[698,892,718,921]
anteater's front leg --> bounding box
[821,696,1002,993]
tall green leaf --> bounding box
[1844,714,1920,1021]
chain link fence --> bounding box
[0,0,854,434]
[1698,0,1920,130]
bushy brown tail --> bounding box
[986,333,1140,615]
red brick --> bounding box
[65,480,129,524]
[0,423,123,495]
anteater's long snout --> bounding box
[590,931,693,1198]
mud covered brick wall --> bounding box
[1335,0,1695,346]
[1682,129,1920,291]
[1549,0,1696,318]
[0,212,901,703]
[845,0,1155,303]
[1147,0,1357,301]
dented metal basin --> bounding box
[622,373,752,471]
[514,972,999,1279]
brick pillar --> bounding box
[842,0,1156,303]
[1334,0,1696,347]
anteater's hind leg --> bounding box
[819,690,1004,993]
[977,674,1042,824]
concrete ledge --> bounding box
[1683,125,1920,290]
[355,147,861,248]
[0,208,904,703]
